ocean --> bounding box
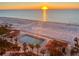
[0,10,79,25]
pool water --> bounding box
[19,35,44,45]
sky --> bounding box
[0,2,79,25]
[0,2,79,10]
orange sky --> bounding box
[0,2,79,10]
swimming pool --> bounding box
[19,35,44,45]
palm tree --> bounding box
[28,44,34,52]
[23,42,27,53]
[35,44,40,55]
[40,49,46,56]
[9,36,13,43]
[14,38,18,46]
[0,48,6,56]
[4,23,12,29]
[8,24,12,29]
[74,37,78,47]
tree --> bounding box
[0,48,6,56]
[35,44,40,55]
[23,42,27,53]
[14,38,18,46]
[40,49,46,56]
[0,25,9,35]
[28,44,34,52]
[74,37,79,47]
[8,24,12,29]
[4,23,12,29]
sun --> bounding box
[41,6,48,10]
[41,6,48,22]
